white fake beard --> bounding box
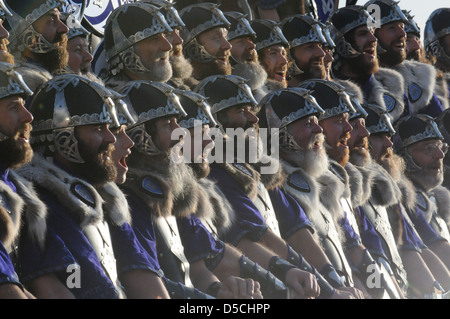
[232,61,268,90]
[170,54,193,80]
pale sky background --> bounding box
[346,0,449,39]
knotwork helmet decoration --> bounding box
[363,0,408,54]
[258,87,324,152]
[424,8,450,66]
[175,89,216,129]
[5,0,68,55]
[224,11,256,65]
[250,19,289,53]
[103,2,172,77]
[394,114,445,171]
[0,62,34,142]
[327,5,377,71]
[179,2,231,63]
[298,79,356,121]
[118,80,187,157]
[29,74,120,163]
[280,14,334,77]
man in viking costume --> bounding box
[224,11,269,102]
[367,104,449,298]
[17,73,127,298]
[297,78,395,298]
[102,2,174,90]
[196,74,363,299]
[328,4,406,123]
[117,80,262,299]
[394,114,450,278]
[251,18,290,90]
[280,14,334,87]
[179,3,233,86]
[345,98,408,298]
[0,62,43,299]
[424,8,450,111]
[364,0,447,118]
[4,0,69,92]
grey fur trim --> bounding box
[393,60,436,114]
[366,162,401,207]
[373,67,405,122]
[396,175,417,211]
[17,154,104,229]
[0,178,23,249]
[15,61,52,92]
[97,182,131,226]
[317,161,347,220]
[198,178,235,237]
[430,186,450,226]
[334,79,364,103]
[345,161,371,207]
[9,171,47,251]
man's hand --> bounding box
[285,268,320,299]
[217,277,263,299]
[331,286,365,299]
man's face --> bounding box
[260,45,288,84]
[287,115,323,150]
[407,139,447,188]
[32,9,69,44]
[292,42,326,80]
[222,104,258,130]
[375,21,407,66]
[132,33,173,82]
[111,125,134,185]
[196,27,232,76]
[67,36,93,74]
[0,19,13,64]
[31,9,69,72]
[348,117,371,165]
[406,33,421,60]
[346,26,379,75]
[75,124,117,186]
[320,113,353,166]
[368,132,394,163]
[0,95,33,169]
[152,116,183,154]
[230,36,257,64]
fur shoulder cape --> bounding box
[15,60,52,92]
[17,155,104,229]
[372,67,405,122]
[0,170,47,251]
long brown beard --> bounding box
[0,39,14,64]
[377,38,406,67]
[191,58,232,80]
[0,123,33,169]
[74,139,117,186]
[33,34,69,72]
[345,53,379,77]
